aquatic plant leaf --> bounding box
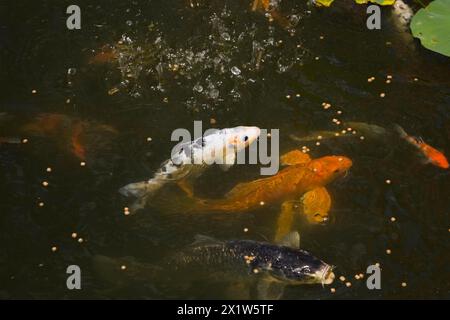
[354,0,395,5]
[313,0,335,7]
[313,0,394,6]
[411,0,450,57]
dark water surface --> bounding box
[0,0,449,299]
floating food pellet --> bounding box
[123,207,130,215]
[387,75,392,79]
[71,233,77,239]
[259,201,265,206]
[347,128,352,132]
[413,77,419,82]
[286,95,291,99]
[317,135,323,140]
[319,35,324,40]
[385,179,391,184]
[360,136,365,140]
[337,110,342,115]
[267,133,271,138]
[80,162,86,167]
[345,282,352,287]
[46,167,52,173]
[359,273,364,279]
[336,121,341,125]
[210,118,216,125]
[22,138,29,144]
[42,181,49,187]
[163,97,169,103]
[332,118,338,123]
[38,202,44,207]
[352,131,357,135]
[51,246,58,252]
[386,249,392,254]
[341,130,347,134]
[296,93,301,98]
[380,93,386,98]
[335,133,340,137]
[146,137,152,142]
[121,265,127,270]
[78,238,84,243]
[315,142,321,146]
[330,288,336,293]
[355,274,360,280]
[401,282,407,287]
[243,228,249,233]
[339,276,346,282]
[386,80,391,84]
[32,89,37,94]
[375,263,380,267]
[253,268,260,274]
[315,56,320,60]
[66,98,71,104]
[390,217,396,222]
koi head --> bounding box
[308,156,353,185]
[267,246,335,285]
[224,126,261,150]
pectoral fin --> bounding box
[274,201,297,243]
[300,187,331,224]
[256,278,285,300]
[220,152,236,171]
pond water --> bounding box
[0,0,449,299]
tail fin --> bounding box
[392,123,408,139]
[119,179,165,213]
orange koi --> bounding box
[88,47,117,65]
[190,154,352,213]
[395,125,449,169]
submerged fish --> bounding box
[93,232,335,299]
[20,113,118,161]
[289,121,388,143]
[251,0,294,31]
[120,126,260,213]
[394,124,449,169]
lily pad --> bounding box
[411,0,450,57]
[313,0,395,7]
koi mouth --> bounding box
[320,265,335,286]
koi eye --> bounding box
[244,136,249,142]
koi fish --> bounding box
[20,113,118,161]
[189,151,352,213]
[119,126,261,213]
[93,232,335,299]
[88,46,117,65]
[394,124,449,169]
[251,0,294,31]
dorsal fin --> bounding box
[191,234,222,247]
[280,150,311,166]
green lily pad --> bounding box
[411,0,450,57]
